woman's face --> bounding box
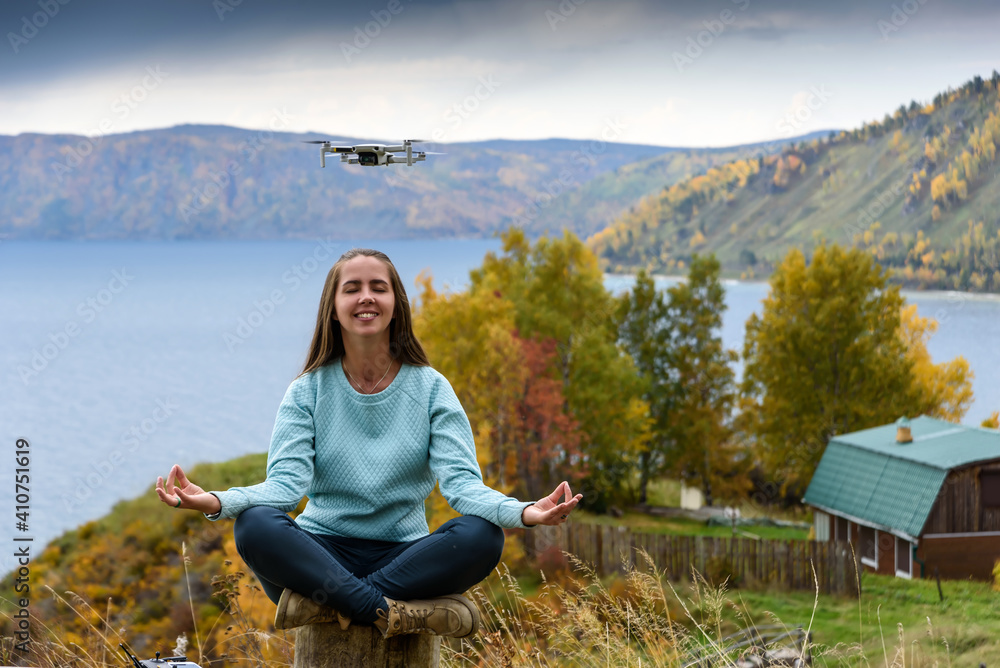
[334,255,396,342]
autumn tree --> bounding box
[414,276,524,494]
[509,335,584,501]
[741,244,917,494]
[413,279,524,531]
[616,269,670,503]
[898,303,974,421]
[470,228,651,509]
[415,273,586,572]
[661,255,745,506]
[618,258,744,506]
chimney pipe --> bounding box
[896,416,912,444]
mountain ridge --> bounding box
[0,126,830,242]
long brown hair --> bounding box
[300,248,429,376]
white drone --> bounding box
[302,138,441,168]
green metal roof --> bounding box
[803,416,1000,539]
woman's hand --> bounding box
[521,481,583,527]
[156,464,221,514]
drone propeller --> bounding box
[302,140,355,151]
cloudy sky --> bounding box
[1,0,998,147]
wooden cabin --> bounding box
[803,416,1000,580]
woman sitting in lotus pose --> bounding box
[155,248,580,639]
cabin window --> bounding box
[895,537,912,578]
[982,472,1000,507]
[859,525,876,567]
[835,516,849,542]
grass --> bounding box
[1,562,293,668]
[728,573,1000,666]
[452,557,1000,667]
[573,509,811,541]
[446,552,1000,667]
[587,476,814,541]
[646,478,682,506]
[7,546,998,667]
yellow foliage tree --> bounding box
[413,275,525,493]
[471,228,651,507]
[742,244,974,494]
[897,304,974,422]
[930,174,949,204]
[925,141,938,163]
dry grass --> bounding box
[4,548,987,667]
[1,549,292,668]
[441,551,813,667]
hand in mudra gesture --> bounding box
[156,464,221,514]
[521,481,583,526]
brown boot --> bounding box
[375,594,480,639]
[274,588,351,631]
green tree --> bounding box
[662,255,744,506]
[471,228,650,509]
[618,258,744,507]
[616,269,671,503]
[741,244,916,495]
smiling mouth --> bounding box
[354,312,379,319]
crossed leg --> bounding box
[233,506,505,623]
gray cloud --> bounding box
[1,0,997,143]
[3,0,996,84]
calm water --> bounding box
[1,241,997,573]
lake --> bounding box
[1,240,997,571]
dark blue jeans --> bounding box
[233,506,505,623]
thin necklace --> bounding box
[343,358,393,394]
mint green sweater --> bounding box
[209,362,533,541]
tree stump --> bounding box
[292,623,441,668]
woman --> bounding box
[155,248,581,639]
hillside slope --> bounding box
[516,133,833,239]
[591,73,1000,292]
[0,128,820,242]
[0,455,276,663]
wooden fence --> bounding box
[527,523,861,596]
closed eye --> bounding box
[342,280,390,292]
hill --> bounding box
[521,133,833,239]
[590,73,1000,292]
[0,126,821,242]
[0,455,274,663]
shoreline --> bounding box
[2,239,996,300]
[603,272,1000,301]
